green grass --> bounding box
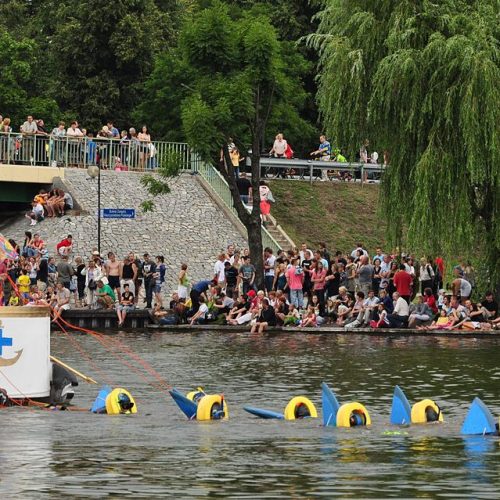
[269,180,387,253]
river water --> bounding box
[2,330,500,498]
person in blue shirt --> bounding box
[310,135,331,160]
[189,279,215,314]
[311,135,332,180]
[154,255,166,308]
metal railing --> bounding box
[259,157,386,184]
[0,131,191,171]
[194,160,282,253]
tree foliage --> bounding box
[310,0,500,291]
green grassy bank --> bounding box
[269,180,387,253]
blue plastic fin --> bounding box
[390,385,412,425]
[321,382,340,427]
[170,388,199,420]
[243,406,285,419]
[461,397,498,436]
[91,385,112,413]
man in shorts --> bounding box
[52,282,71,323]
[105,252,122,297]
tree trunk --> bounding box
[217,140,265,291]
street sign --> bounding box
[100,208,136,219]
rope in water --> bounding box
[4,274,173,407]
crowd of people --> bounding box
[6,229,497,334]
[0,114,155,170]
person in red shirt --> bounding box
[56,234,73,257]
[435,256,445,289]
[393,264,413,303]
[423,287,438,314]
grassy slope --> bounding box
[269,180,387,253]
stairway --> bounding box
[265,219,294,251]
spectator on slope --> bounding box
[236,172,252,204]
[56,234,73,257]
[25,200,44,226]
[229,147,244,177]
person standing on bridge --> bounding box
[269,133,287,158]
[310,134,331,180]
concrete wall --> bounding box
[3,169,247,294]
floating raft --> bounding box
[53,311,499,337]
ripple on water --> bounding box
[1,331,499,497]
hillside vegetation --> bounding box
[269,181,387,253]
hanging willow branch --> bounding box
[311,0,500,292]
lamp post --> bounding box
[87,164,101,254]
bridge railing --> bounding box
[259,157,386,184]
[0,131,191,171]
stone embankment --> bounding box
[5,170,246,292]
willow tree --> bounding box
[310,0,500,293]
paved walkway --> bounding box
[4,170,246,292]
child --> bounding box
[16,269,31,302]
[370,303,389,328]
[284,303,301,326]
[300,305,317,327]
[418,309,454,330]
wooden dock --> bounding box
[55,309,499,337]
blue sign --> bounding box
[101,208,136,219]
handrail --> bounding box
[259,157,386,184]
[193,159,282,252]
[0,131,191,171]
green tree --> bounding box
[39,0,177,131]
[140,1,314,286]
[310,0,500,293]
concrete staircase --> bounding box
[266,216,295,251]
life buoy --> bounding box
[283,396,318,420]
[411,399,443,424]
[336,402,371,427]
[186,387,206,403]
[105,388,137,415]
[196,394,229,421]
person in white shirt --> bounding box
[264,247,276,292]
[269,133,287,157]
[387,292,410,328]
[299,243,313,264]
[213,253,227,286]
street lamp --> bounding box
[87,164,101,254]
